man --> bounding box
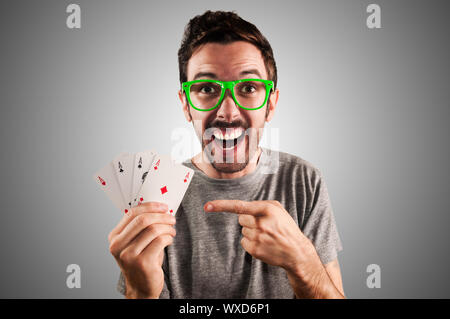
[108,10,344,299]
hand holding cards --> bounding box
[93,150,194,216]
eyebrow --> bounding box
[192,72,217,80]
[239,69,263,78]
[192,69,263,81]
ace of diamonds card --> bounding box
[137,154,194,216]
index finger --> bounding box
[204,200,268,217]
[108,201,169,240]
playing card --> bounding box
[112,152,135,208]
[93,156,129,214]
[131,150,157,207]
[137,154,194,216]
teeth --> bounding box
[213,128,244,140]
[231,128,244,139]
[213,131,224,140]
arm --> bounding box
[325,258,345,296]
[108,202,176,299]
[286,255,345,299]
[204,200,345,299]
[290,169,345,298]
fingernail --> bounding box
[205,203,213,212]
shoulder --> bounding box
[266,148,323,182]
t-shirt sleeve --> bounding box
[301,169,343,265]
[116,271,171,299]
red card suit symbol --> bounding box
[184,172,190,183]
[154,159,160,170]
[140,197,144,202]
[124,209,128,214]
[98,176,106,186]
[160,186,168,194]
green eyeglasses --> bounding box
[182,79,274,111]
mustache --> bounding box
[206,119,248,130]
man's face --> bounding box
[179,41,279,174]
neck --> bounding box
[191,147,262,179]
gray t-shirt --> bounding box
[117,147,343,298]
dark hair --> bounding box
[178,10,277,89]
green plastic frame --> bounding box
[182,78,274,111]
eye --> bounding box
[200,85,216,94]
[240,84,256,94]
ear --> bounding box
[265,88,279,122]
[179,89,192,122]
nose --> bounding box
[215,88,241,122]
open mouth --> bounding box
[211,127,246,150]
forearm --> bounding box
[285,248,345,299]
[124,281,159,299]
[287,265,345,299]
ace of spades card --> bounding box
[112,152,135,209]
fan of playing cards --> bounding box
[93,150,194,216]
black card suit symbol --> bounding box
[141,171,148,184]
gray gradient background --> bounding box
[0,0,449,298]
